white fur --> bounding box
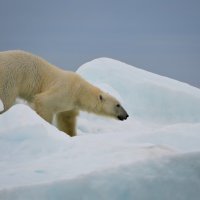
[0,50,128,136]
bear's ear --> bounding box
[99,94,104,102]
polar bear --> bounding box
[0,50,128,136]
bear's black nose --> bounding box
[117,114,129,121]
[117,115,123,120]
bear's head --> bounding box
[98,92,129,121]
[75,78,129,121]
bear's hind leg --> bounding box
[33,93,54,123]
[56,110,79,137]
[0,91,17,114]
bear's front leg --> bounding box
[56,110,79,137]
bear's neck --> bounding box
[76,81,100,114]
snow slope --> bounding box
[0,58,200,200]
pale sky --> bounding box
[0,0,199,87]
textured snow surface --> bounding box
[1,58,200,200]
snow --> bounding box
[1,58,200,199]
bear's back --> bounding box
[0,50,53,101]
[0,50,49,73]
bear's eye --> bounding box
[116,104,120,108]
[99,95,103,101]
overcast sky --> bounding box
[0,0,199,87]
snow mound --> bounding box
[0,104,68,139]
[2,152,200,200]
[0,105,178,200]
[77,58,200,124]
